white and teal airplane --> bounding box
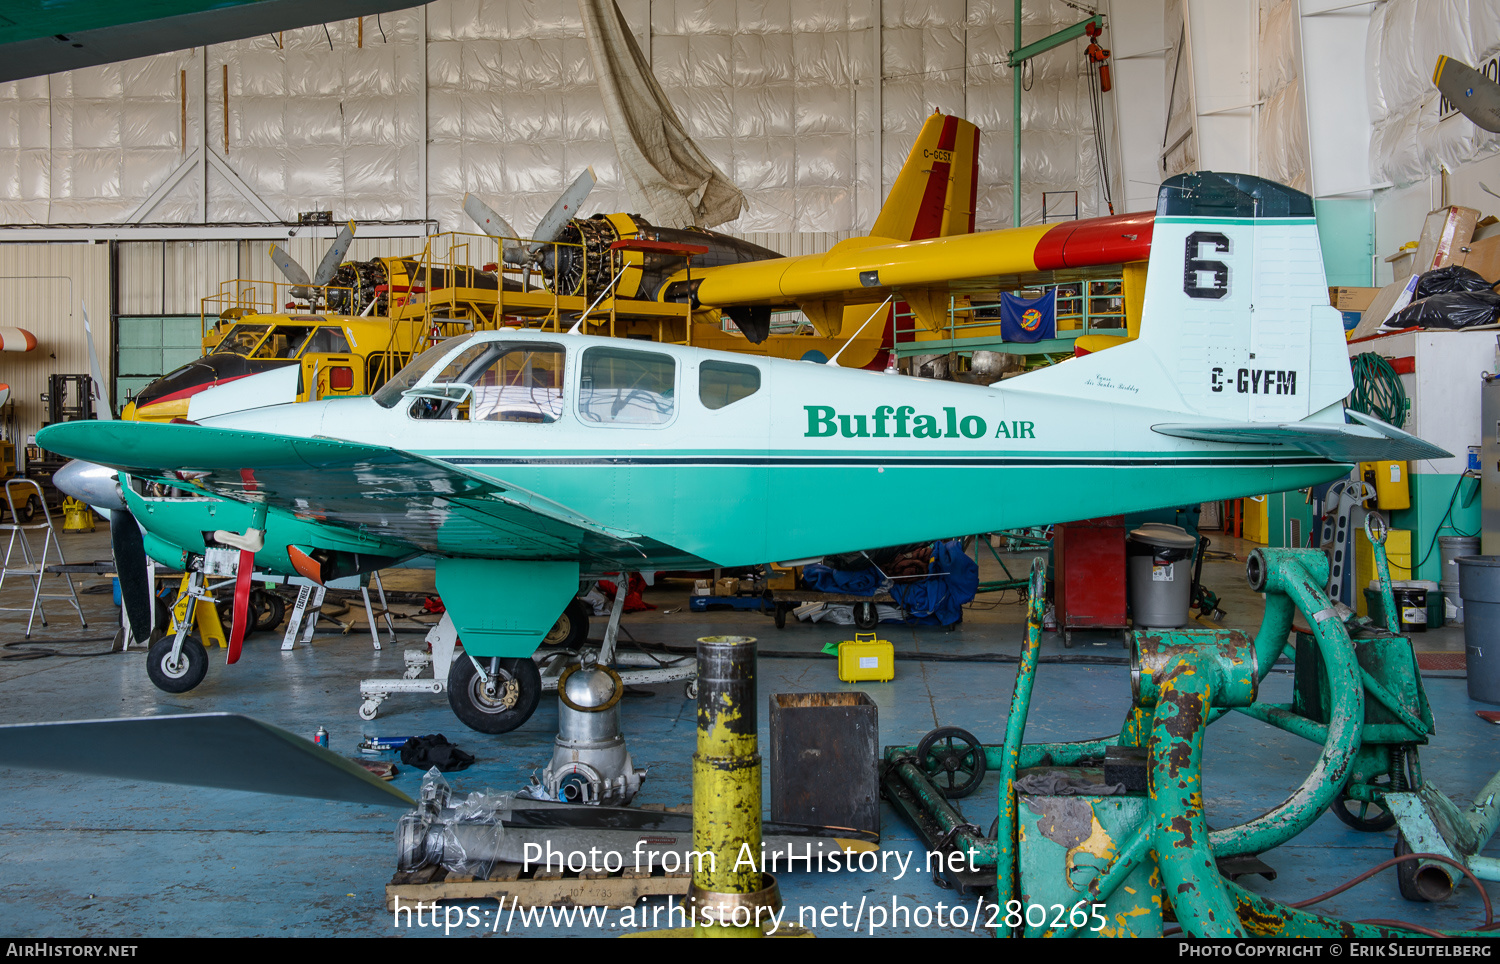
[44,171,1444,734]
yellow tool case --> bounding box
[838,632,894,682]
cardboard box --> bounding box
[1454,234,1500,284]
[1412,206,1480,276]
[714,577,740,596]
[1329,286,1381,311]
[693,579,712,596]
[1348,279,1410,340]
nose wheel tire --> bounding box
[446,652,542,734]
[146,634,208,694]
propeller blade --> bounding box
[0,713,415,808]
[464,194,529,266]
[311,220,358,287]
[226,549,254,665]
[80,299,113,420]
[1435,56,1500,133]
[527,166,596,257]
[110,507,152,645]
[268,243,311,286]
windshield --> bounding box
[371,334,476,408]
[216,324,271,356]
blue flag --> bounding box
[1000,290,1056,343]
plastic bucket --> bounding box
[1392,586,1427,633]
[1365,583,1431,634]
[1457,556,1500,703]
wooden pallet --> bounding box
[387,861,692,910]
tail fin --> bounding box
[871,111,979,242]
[1011,173,1351,420]
[1006,172,1448,461]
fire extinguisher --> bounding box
[1084,21,1111,92]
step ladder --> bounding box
[0,479,87,636]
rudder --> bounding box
[871,111,980,242]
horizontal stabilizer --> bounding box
[1151,410,1451,463]
[0,713,414,808]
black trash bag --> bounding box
[1388,290,1500,330]
[399,734,475,772]
[1414,264,1497,298]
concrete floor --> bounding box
[0,526,1497,938]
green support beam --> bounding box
[1009,10,1106,226]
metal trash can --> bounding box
[1458,555,1500,704]
[1441,536,1480,624]
[1126,523,1198,629]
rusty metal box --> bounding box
[769,692,879,834]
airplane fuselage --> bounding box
[159,331,1347,573]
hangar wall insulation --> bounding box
[0,0,1119,239]
[1367,0,1500,186]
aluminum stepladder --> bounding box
[0,479,86,636]
[278,570,396,651]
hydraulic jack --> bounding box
[883,538,1478,936]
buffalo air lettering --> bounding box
[993,420,1037,440]
[1231,368,1298,395]
[803,405,995,440]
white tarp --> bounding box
[1256,0,1309,194]
[1369,0,1500,185]
[578,0,744,229]
[0,0,1114,234]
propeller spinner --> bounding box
[267,220,358,303]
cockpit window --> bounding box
[470,345,565,422]
[297,327,352,355]
[217,324,271,356]
[404,341,567,423]
[699,361,761,410]
[250,327,312,359]
[371,334,475,408]
[578,347,675,425]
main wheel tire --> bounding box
[853,600,878,631]
[542,597,589,648]
[447,652,542,734]
[146,633,208,694]
[251,589,286,632]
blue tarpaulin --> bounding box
[1000,290,1056,343]
[801,539,979,625]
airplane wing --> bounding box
[35,420,691,567]
[1150,410,1451,463]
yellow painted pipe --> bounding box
[692,634,763,937]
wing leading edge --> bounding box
[35,420,693,567]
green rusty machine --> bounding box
[882,523,1487,938]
